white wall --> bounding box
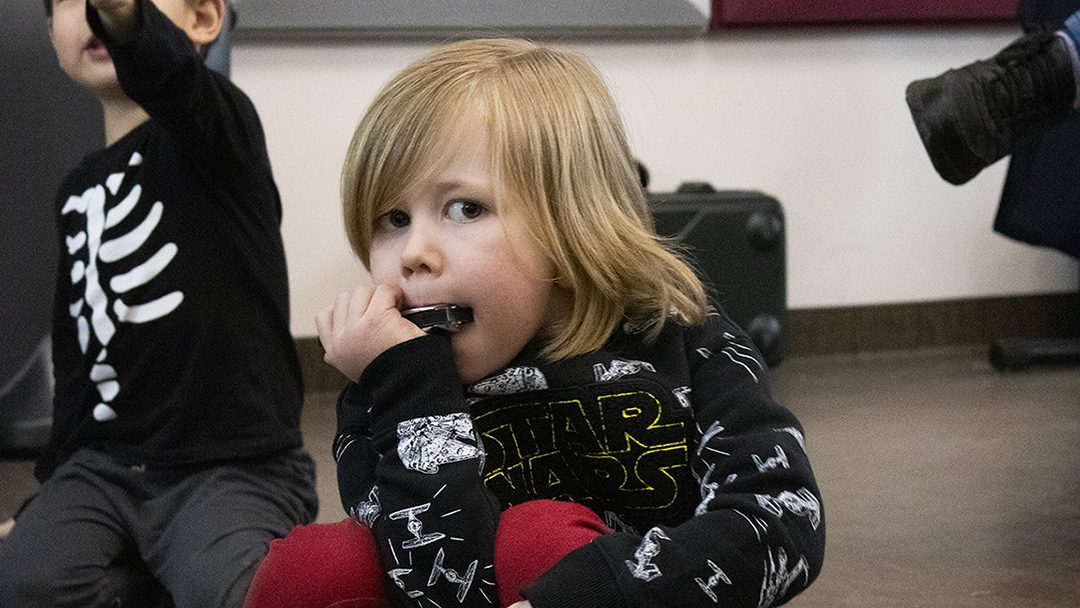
[231,27,1080,337]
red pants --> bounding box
[244,500,609,608]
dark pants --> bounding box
[0,447,318,608]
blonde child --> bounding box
[247,38,823,608]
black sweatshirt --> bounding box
[336,310,825,608]
[39,1,303,480]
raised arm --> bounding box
[323,285,503,606]
[85,0,268,186]
[335,337,504,606]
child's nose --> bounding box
[400,223,443,277]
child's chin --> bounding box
[456,356,491,386]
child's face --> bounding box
[368,115,571,384]
[48,0,205,99]
[48,0,124,99]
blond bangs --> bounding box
[341,55,479,268]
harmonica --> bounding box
[401,304,474,334]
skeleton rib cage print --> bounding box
[62,151,183,423]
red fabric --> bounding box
[243,500,609,608]
[711,0,1019,28]
[243,519,389,608]
[494,500,610,607]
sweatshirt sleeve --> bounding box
[525,314,825,608]
[86,1,272,185]
[336,334,504,606]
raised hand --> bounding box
[88,0,139,42]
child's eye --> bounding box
[447,200,486,222]
[377,209,410,231]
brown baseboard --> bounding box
[787,292,1080,356]
[296,292,1080,392]
[295,338,349,395]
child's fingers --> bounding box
[314,303,335,351]
[367,284,403,319]
[334,289,361,341]
[345,283,375,324]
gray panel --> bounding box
[0,3,100,365]
[234,0,709,39]
[1,2,101,448]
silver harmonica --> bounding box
[401,304,474,334]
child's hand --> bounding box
[316,283,426,382]
[508,602,532,608]
[88,0,140,42]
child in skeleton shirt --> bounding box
[248,38,825,608]
[0,2,317,607]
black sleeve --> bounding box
[525,314,825,608]
[335,335,504,606]
[86,0,273,189]
[333,382,380,525]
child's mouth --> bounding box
[85,37,110,61]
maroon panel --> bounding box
[711,0,1019,29]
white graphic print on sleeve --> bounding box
[732,509,769,542]
[696,421,727,458]
[428,547,479,603]
[695,462,719,516]
[603,510,639,535]
[383,495,496,605]
[350,486,382,527]
[695,559,733,603]
[62,152,182,422]
[752,446,789,473]
[673,386,692,409]
[469,367,548,396]
[626,527,670,582]
[719,332,764,383]
[773,426,806,450]
[388,567,424,600]
[696,333,764,384]
[758,547,809,608]
[397,413,484,475]
[755,489,821,530]
[389,503,446,549]
[593,358,656,382]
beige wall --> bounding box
[231,27,1080,337]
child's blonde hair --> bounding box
[341,37,707,360]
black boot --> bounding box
[906,32,1076,185]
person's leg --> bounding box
[1059,9,1080,101]
[493,500,610,607]
[241,500,608,608]
[143,448,319,608]
[243,519,390,608]
[0,449,165,607]
[906,9,1080,185]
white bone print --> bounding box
[62,152,183,421]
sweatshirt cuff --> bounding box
[523,542,624,608]
[86,0,147,46]
[359,334,466,431]
[89,0,197,100]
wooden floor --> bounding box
[2,346,1078,607]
